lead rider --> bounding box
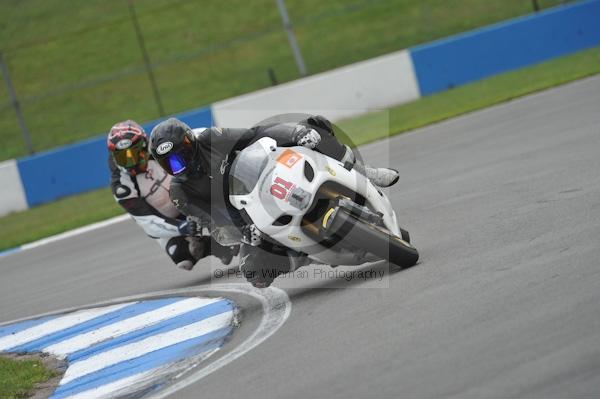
[149,115,399,287]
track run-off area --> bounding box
[1,76,600,398]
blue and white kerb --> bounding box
[0,297,236,399]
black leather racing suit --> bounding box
[169,116,350,286]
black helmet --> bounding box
[149,118,196,175]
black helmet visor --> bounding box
[157,135,194,175]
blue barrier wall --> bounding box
[410,0,600,96]
[142,106,214,136]
[17,137,109,207]
[17,107,213,207]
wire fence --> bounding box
[0,0,568,160]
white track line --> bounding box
[45,297,221,357]
[20,214,131,251]
[0,214,132,258]
[61,311,234,384]
[0,302,134,351]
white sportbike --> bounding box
[228,137,419,272]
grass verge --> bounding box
[0,356,57,399]
[0,46,599,252]
[0,188,124,252]
[0,0,565,161]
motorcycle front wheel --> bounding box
[331,210,419,268]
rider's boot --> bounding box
[342,145,399,188]
[211,241,237,266]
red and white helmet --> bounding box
[107,120,149,175]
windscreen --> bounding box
[229,142,270,195]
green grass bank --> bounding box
[0,356,58,399]
[0,0,566,161]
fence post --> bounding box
[0,51,34,155]
[127,0,165,117]
[268,68,279,86]
[276,0,308,76]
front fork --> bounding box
[302,194,383,240]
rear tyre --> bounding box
[332,210,419,268]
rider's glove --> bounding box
[241,224,263,247]
[295,126,321,149]
[178,216,207,236]
[306,115,333,132]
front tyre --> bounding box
[332,210,419,268]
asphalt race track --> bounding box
[2,75,600,399]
